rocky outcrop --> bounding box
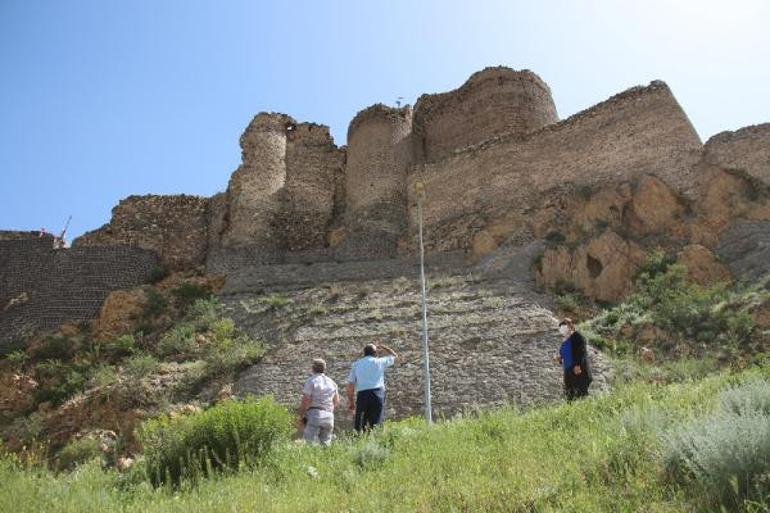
[536,231,646,302]
[91,289,147,341]
[677,244,732,286]
[716,221,770,280]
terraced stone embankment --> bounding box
[221,270,609,425]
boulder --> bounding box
[716,220,770,280]
[625,176,685,235]
[537,231,646,302]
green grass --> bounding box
[2,364,769,512]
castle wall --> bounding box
[206,192,228,252]
[413,68,558,163]
[341,104,413,259]
[73,195,208,271]
[704,124,770,185]
[0,239,159,352]
[281,123,345,251]
[409,81,704,251]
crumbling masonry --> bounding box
[3,66,770,339]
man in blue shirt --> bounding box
[346,342,398,432]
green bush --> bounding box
[582,255,764,364]
[187,298,220,330]
[29,335,75,361]
[352,441,390,470]
[156,299,263,375]
[663,378,770,510]
[102,334,136,361]
[148,265,169,284]
[555,292,581,314]
[139,396,291,486]
[720,378,770,416]
[172,283,213,312]
[544,231,566,244]
[54,437,102,472]
[634,249,676,281]
[143,289,167,319]
[32,360,89,406]
[202,323,263,378]
[260,293,292,308]
[87,365,119,388]
[157,324,197,358]
[664,410,770,509]
[5,350,29,369]
[123,354,159,379]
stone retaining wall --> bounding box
[0,238,159,352]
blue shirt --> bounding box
[347,355,395,392]
[560,338,574,371]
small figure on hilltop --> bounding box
[297,358,340,446]
[555,318,593,400]
[347,342,399,432]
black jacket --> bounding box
[568,331,593,382]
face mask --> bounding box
[559,325,570,337]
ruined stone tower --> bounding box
[413,67,558,162]
[220,113,290,250]
[341,104,413,259]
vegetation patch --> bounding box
[139,396,291,486]
[581,251,769,382]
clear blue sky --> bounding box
[2,0,769,240]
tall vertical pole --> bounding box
[417,189,433,424]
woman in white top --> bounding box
[297,358,340,446]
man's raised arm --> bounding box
[378,343,399,362]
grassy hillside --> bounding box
[0,274,264,457]
[1,362,768,513]
[2,258,770,512]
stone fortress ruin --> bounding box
[64,66,770,294]
[2,66,770,417]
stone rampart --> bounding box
[409,80,703,252]
[704,123,770,186]
[413,67,558,162]
[74,194,208,271]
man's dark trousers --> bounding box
[354,388,385,432]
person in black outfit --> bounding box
[556,318,592,400]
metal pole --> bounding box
[417,195,433,424]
